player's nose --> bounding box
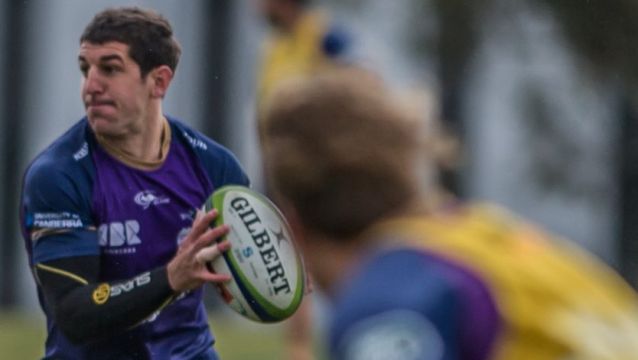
[82,68,105,95]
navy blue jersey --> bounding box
[329,247,500,360]
[20,116,249,359]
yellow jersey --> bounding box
[370,204,638,359]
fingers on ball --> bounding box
[195,240,230,264]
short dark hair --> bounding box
[80,7,181,78]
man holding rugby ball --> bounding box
[20,7,247,359]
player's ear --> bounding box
[149,65,174,98]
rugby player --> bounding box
[20,7,248,360]
[257,0,351,127]
[261,69,638,360]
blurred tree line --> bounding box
[428,0,638,109]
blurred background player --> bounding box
[256,0,351,140]
[20,7,248,359]
[261,68,638,360]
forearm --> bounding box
[36,258,176,344]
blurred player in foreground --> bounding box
[20,7,248,360]
[261,69,638,360]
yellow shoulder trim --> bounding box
[35,263,89,285]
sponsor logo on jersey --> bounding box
[230,196,292,295]
[29,212,84,229]
[99,220,141,255]
[182,131,208,150]
[134,190,170,210]
[92,283,111,305]
[73,142,89,161]
[180,210,196,221]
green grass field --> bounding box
[0,310,322,359]
[0,311,46,359]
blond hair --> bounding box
[262,69,427,238]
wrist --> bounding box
[162,264,180,293]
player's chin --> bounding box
[87,114,121,136]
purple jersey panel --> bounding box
[92,139,213,357]
[92,140,211,278]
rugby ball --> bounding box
[203,185,305,323]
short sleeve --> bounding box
[215,145,250,188]
[172,120,250,189]
[22,159,99,264]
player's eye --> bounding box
[79,64,88,77]
[101,64,118,75]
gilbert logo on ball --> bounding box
[204,185,305,322]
